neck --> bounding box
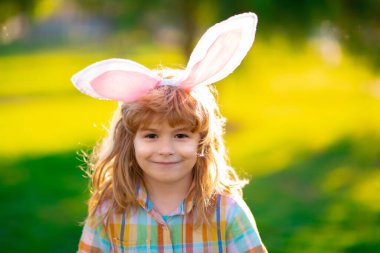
[144,177,192,215]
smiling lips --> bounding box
[151,161,181,165]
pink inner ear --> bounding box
[91,70,159,102]
[184,29,242,87]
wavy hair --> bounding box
[84,71,247,227]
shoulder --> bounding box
[216,192,255,221]
[87,199,113,228]
[80,200,113,252]
[97,199,113,215]
[89,199,141,228]
[216,194,267,252]
[217,192,249,206]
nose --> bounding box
[157,137,175,156]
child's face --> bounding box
[133,118,200,187]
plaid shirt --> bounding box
[78,184,267,253]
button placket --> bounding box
[160,223,173,251]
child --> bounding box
[72,12,267,253]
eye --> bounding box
[144,133,157,139]
[175,133,189,139]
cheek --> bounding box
[183,141,200,158]
[133,139,148,159]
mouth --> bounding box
[151,161,181,165]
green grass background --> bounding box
[1,36,380,252]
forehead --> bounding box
[138,115,193,131]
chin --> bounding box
[148,174,188,185]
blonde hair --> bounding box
[84,72,248,227]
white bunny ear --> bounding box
[180,12,258,89]
[71,59,161,103]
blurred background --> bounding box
[1,0,380,252]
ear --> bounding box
[71,59,161,103]
[180,13,258,89]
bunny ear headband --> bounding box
[71,12,258,103]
